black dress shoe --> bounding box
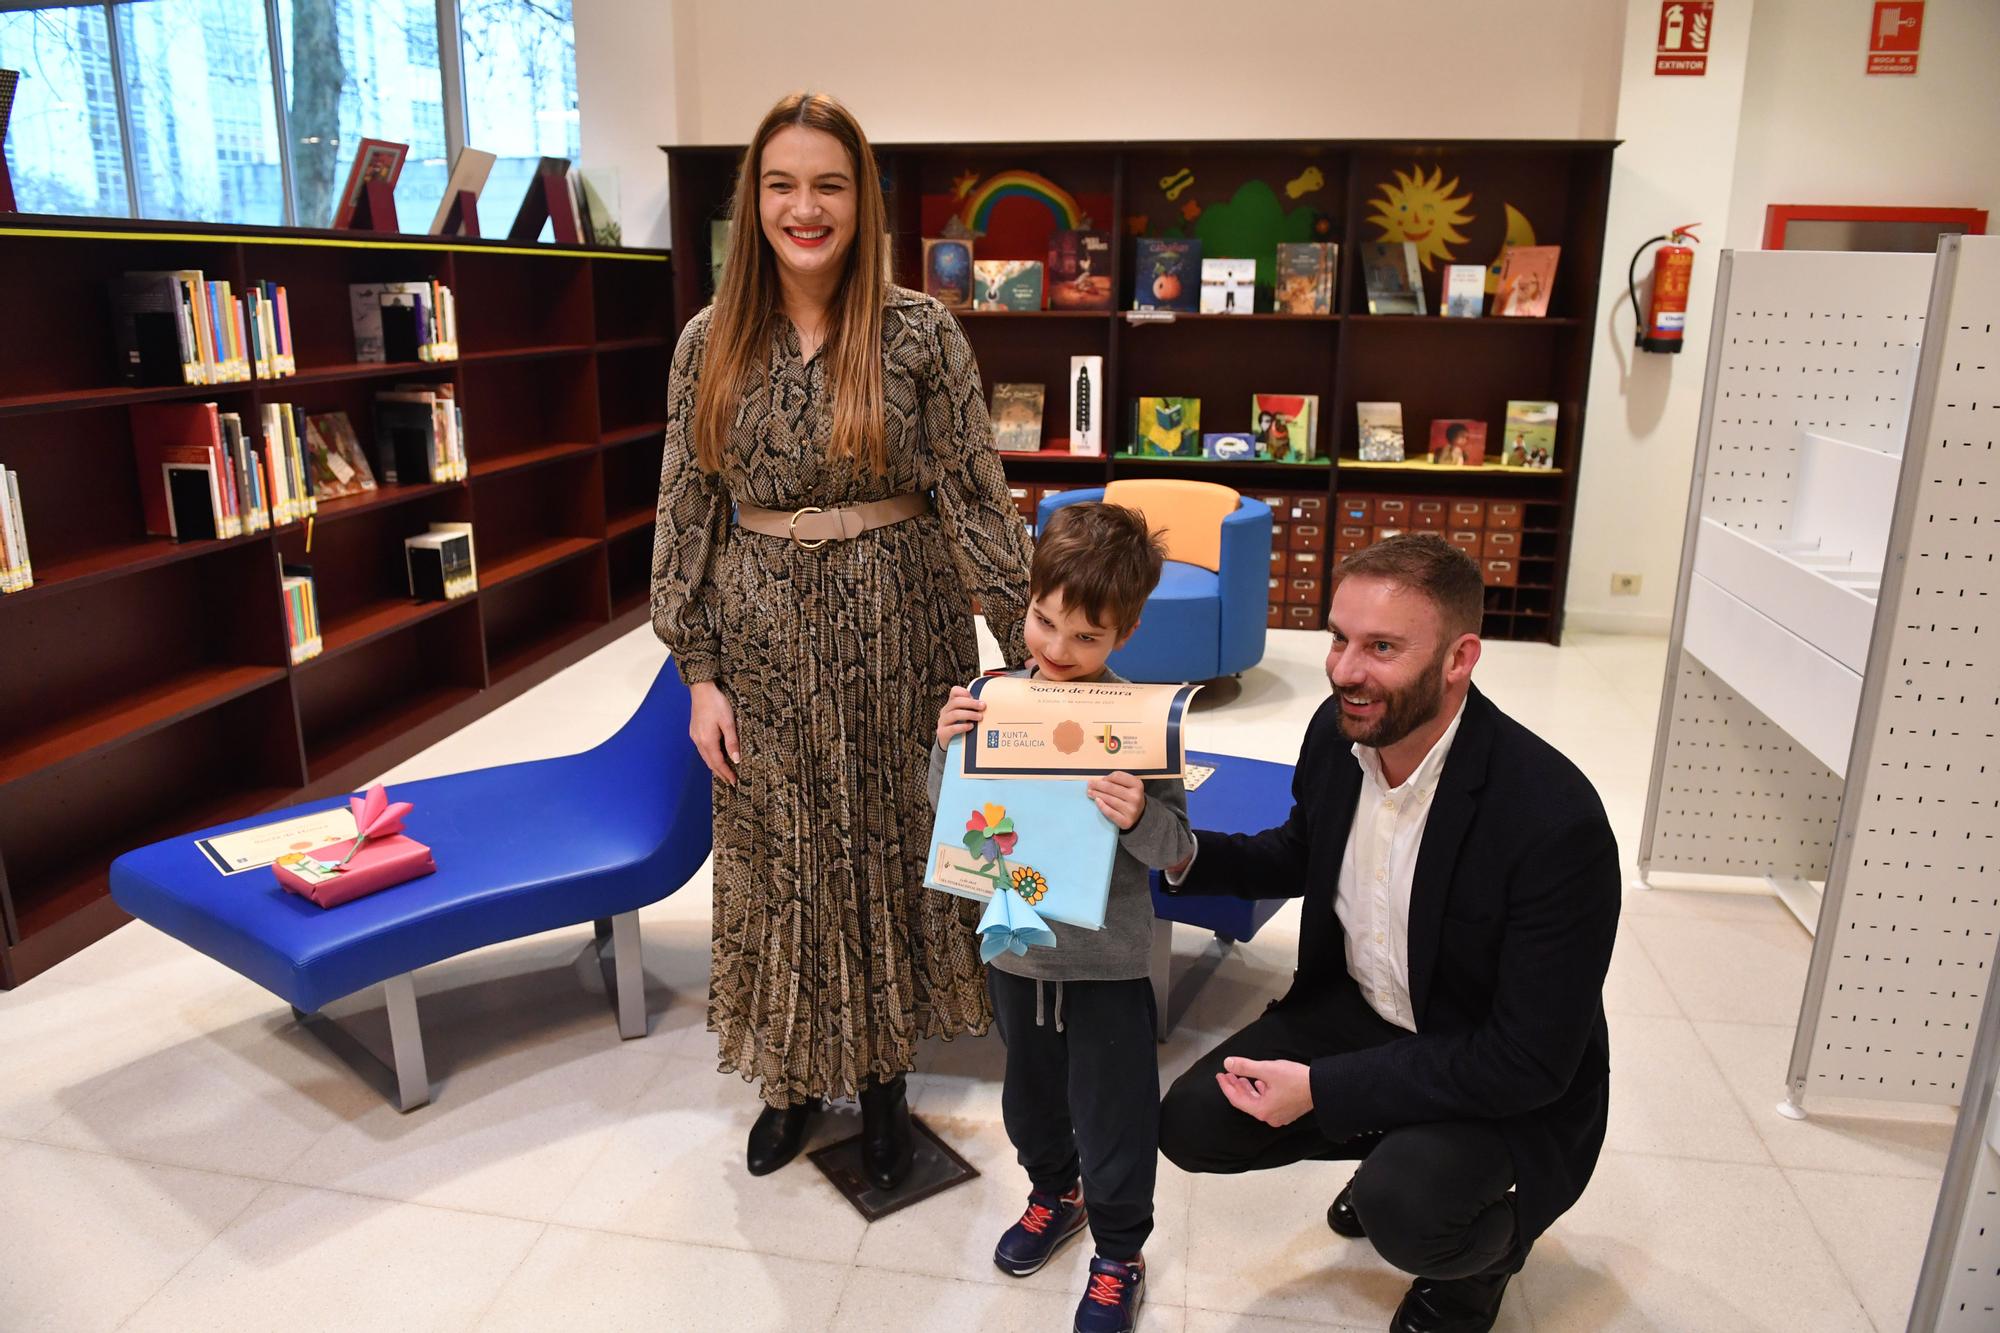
[858,1075,914,1190]
[1326,1180,1366,1239]
[746,1098,821,1176]
[1390,1271,1512,1333]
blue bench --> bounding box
[1149,749,1293,1038]
[108,662,713,1111]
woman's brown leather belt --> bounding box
[734,494,930,550]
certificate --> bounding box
[960,676,1200,780]
[195,808,359,875]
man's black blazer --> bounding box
[1171,683,1620,1244]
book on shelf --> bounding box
[349,281,459,364]
[1202,432,1257,460]
[0,463,33,593]
[1427,419,1488,467]
[331,138,408,229]
[973,259,1046,311]
[990,383,1046,452]
[1133,238,1201,312]
[427,521,479,589]
[1199,257,1257,314]
[1132,396,1202,456]
[405,528,476,601]
[427,147,498,233]
[1356,401,1407,462]
[1069,356,1103,456]
[1047,229,1113,310]
[304,412,380,500]
[280,564,323,665]
[1252,393,1319,462]
[112,270,258,387]
[1274,242,1337,314]
[1443,265,1485,318]
[1500,400,1558,469]
[923,238,974,308]
[1361,242,1426,316]
[220,410,270,533]
[259,402,317,525]
[709,219,733,294]
[373,385,466,485]
[131,402,241,539]
[243,280,296,377]
[1492,245,1560,317]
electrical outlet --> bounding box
[1611,573,1642,596]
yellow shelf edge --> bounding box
[3,225,667,262]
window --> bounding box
[0,0,580,231]
[118,0,285,224]
[458,0,577,238]
[0,4,128,217]
[277,0,448,228]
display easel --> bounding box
[507,163,581,245]
[343,178,400,234]
[0,155,15,214]
[436,189,480,239]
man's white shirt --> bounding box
[1163,698,1467,1032]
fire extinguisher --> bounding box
[1628,223,1701,353]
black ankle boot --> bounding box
[746,1097,820,1177]
[858,1075,914,1190]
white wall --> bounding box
[1564,0,1757,635]
[1727,0,2000,250]
[574,0,678,249]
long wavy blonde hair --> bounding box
[692,91,891,475]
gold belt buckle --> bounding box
[789,506,829,550]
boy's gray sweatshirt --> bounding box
[925,668,1195,983]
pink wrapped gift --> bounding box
[274,785,436,908]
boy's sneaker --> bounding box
[1074,1255,1144,1333]
[993,1187,1088,1276]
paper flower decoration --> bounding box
[333,783,413,867]
[963,803,1017,862]
[1010,865,1050,906]
[977,886,1056,961]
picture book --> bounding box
[1199,257,1257,314]
[1047,229,1113,310]
[974,259,1046,311]
[1500,400,1559,469]
[1134,396,1201,456]
[1443,264,1485,318]
[304,411,379,498]
[330,138,408,229]
[1251,393,1319,463]
[923,237,974,308]
[1133,237,1201,312]
[1274,241,1337,314]
[1427,419,1488,467]
[990,383,1046,452]
[1361,241,1426,315]
[1356,401,1406,462]
[1202,432,1257,460]
[1493,245,1560,317]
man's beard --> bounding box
[1327,648,1448,750]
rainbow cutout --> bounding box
[957,170,1085,234]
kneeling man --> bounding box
[1159,535,1619,1333]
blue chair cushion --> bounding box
[1110,560,1221,683]
[109,665,712,1014]
[1152,750,1291,944]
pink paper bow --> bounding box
[348,784,412,843]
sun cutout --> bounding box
[1368,165,1474,273]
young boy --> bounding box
[930,502,1194,1333]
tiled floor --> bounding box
[0,627,1955,1332]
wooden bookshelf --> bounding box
[666,137,1613,646]
[0,216,673,987]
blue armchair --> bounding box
[1036,480,1272,683]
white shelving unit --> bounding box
[1645,232,2000,1325]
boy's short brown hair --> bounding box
[1031,502,1166,633]
[1330,533,1486,641]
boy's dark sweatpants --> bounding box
[988,967,1159,1261]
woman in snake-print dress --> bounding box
[649,92,1032,1186]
